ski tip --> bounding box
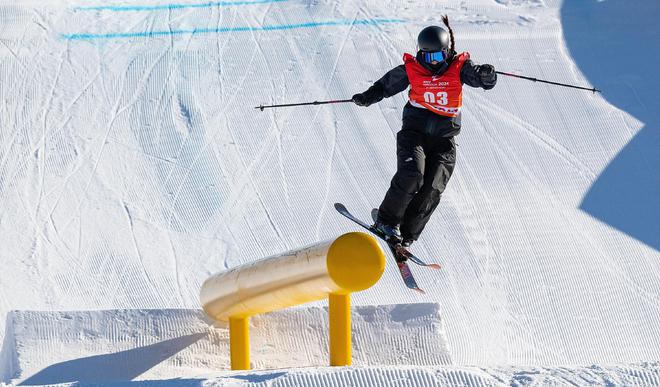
[428,263,442,270]
[333,202,345,211]
[414,287,426,294]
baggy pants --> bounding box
[377,129,456,241]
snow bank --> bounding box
[16,363,660,386]
[204,364,660,387]
[1,304,448,385]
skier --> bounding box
[352,17,497,248]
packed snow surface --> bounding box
[0,0,659,385]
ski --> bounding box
[334,203,425,293]
[390,246,426,294]
[370,209,441,270]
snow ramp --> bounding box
[2,307,659,387]
[6,308,657,386]
[0,304,450,385]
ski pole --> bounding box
[255,99,353,111]
[496,71,601,93]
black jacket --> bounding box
[358,55,496,137]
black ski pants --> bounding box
[377,129,456,241]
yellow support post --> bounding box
[329,292,351,366]
[229,317,250,370]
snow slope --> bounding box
[1,0,659,385]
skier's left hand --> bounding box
[479,64,497,89]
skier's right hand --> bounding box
[352,93,371,107]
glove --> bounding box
[479,64,497,89]
[352,93,371,107]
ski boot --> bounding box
[373,221,402,244]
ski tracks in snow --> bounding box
[248,1,295,244]
[468,89,596,182]
[312,8,359,239]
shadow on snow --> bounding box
[19,333,207,385]
[561,1,660,251]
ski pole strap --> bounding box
[255,99,354,111]
[496,71,601,93]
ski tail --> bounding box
[389,246,425,293]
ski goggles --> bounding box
[423,50,447,63]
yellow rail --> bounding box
[200,232,385,370]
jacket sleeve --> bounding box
[460,59,497,90]
[358,65,410,105]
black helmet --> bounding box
[417,26,450,53]
[417,26,451,73]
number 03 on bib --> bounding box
[403,52,470,117]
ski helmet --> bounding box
[416,26,451,73]
[417,26,450,53]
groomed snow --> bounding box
[3,304,449,384]
[1,0,659,385]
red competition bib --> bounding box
[404,52,469,117]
